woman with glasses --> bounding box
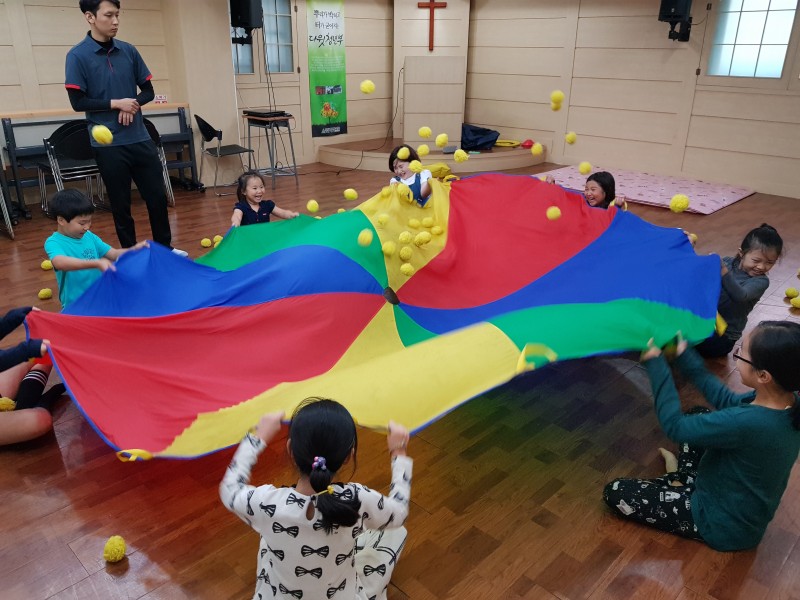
[603,321,800,551]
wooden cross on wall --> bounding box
[418,1,447,52]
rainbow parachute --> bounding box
[27,173,720,458]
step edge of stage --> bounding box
[318,144,545,173]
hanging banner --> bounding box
[307,0,348,137]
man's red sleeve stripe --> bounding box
[65,84,82,90]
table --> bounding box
[243,113,298,189]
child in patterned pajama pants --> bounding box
[603,408,709,542]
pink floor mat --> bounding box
[537,165,754,215]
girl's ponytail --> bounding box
[290,398,362,532]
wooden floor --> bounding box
[1,164,799,600]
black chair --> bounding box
[143,118,175,207]
[0,171,14,239]
[194,114,253,196]
[38,120,106,216]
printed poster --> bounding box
[307,0,347,137]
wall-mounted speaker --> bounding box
[230,0,263,29]
[658,0,692,22]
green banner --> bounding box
[307,1,348,137]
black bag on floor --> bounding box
[461,123,500,151]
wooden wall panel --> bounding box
[693,90,800,124]
[465,98,554,132]
[572,48,690,82]
[576,16,677,49]
[467,47,564,78]
[683,147,794,198]
[0,86,26,112]
[562,135,673,172]
[686,116,800,160]
[0,46,21,86]
[345,14,392,47]
[568,106,677,145]
[469,18,569,49]
[468,73,561,103]
[570,78,683,113]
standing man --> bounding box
[65,0,187,256]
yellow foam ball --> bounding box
[40,259,53,271]
[382,241,396,256]
[377,213,390,226]
[565,131,577,145]
[550,90,565,104]
[408,219,421,229]
[213,240,220,248]
[431,225,444,235]
[792,296,800,309]
[688,233,698,245]
[213,235,223,244]
[38,288,53,300]
[357,229,373,247]
[0,397,16,412]
[414,231,432,246]
[396,183,413,203]
[337,208,346,213]
[103,535,126,563]
[400,263,415,277]
[380,186,392,198]
[418,126,432,139]
[399,246,413,261]
[454,149,469,163]
[786,287,800,299]
[396,147,410,160]
[398,231,413,244]
[91,125,113,145]
[670,194,690,213]
[343,188,358,201]
[531,143,543,156]
[578,161,592,175]
[551,102,562,112]
[417,144,430,158]
[200,238,212,248]
[422,217,434,228]
[546,206,561,220]
[409,160,423,174]
[306,199,319,213]
[359,79,375,94]
[314,216,322,220]
[435,133,448,148]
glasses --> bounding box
[732,352,754,367]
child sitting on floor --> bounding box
[697,223,783,358]
[220,398,412,600]
[230,170,299,227]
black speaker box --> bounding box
[658,0,692,22]
[230,0,263,29]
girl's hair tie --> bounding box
[311,456,327,471]
[317,485,335,496]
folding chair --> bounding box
[38,120,106,216]
[143,118,175,207]
[194,114,253,196]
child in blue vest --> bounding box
[389,145,432,206]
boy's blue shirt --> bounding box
[44,230,112,309]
